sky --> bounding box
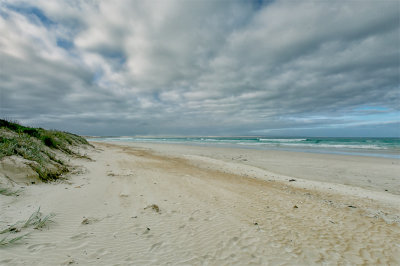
[0,0,399,137]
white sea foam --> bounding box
[280,143,386,150]
[258,138,307,142]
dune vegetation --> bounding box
[0,119,91,182]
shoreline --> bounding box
[88,137,400,159]
[1,141,399,265]
[110,141,400,196]
[105,141,400,223]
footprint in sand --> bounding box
[149,241,163,252]
[88,248,109,259]
[230,236,239,244]
[61,258,77,265]
[119,192,130,197]
[27,243,53,252]
[70,232,95,240]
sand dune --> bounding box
[1,142,399,265]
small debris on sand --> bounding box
[144,204,160,213]
[81,217,99,225]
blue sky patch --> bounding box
[251,0,275,10]
[56,38,74,50]
[354,106,390,112]
[6,4,54,27]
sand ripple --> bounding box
[0,142,399,265]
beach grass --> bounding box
[0,187,20,196]
[22,208,56,230]
[0,119,91,181]
[0,208,55,246]
[0,234,29,246]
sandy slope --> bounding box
[0,142,399,265]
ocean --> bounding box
[88,136,400,159]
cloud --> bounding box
[0,0,399,136]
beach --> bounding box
[1,141,399,265]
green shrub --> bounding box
[42,135,58,148]
[22,128,40,138]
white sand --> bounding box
[123,142,400,195]
[0,142,399,265]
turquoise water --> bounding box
[88,137,400,159]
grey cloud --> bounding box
[0,0,399,136]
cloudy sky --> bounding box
[0,0,399,136]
